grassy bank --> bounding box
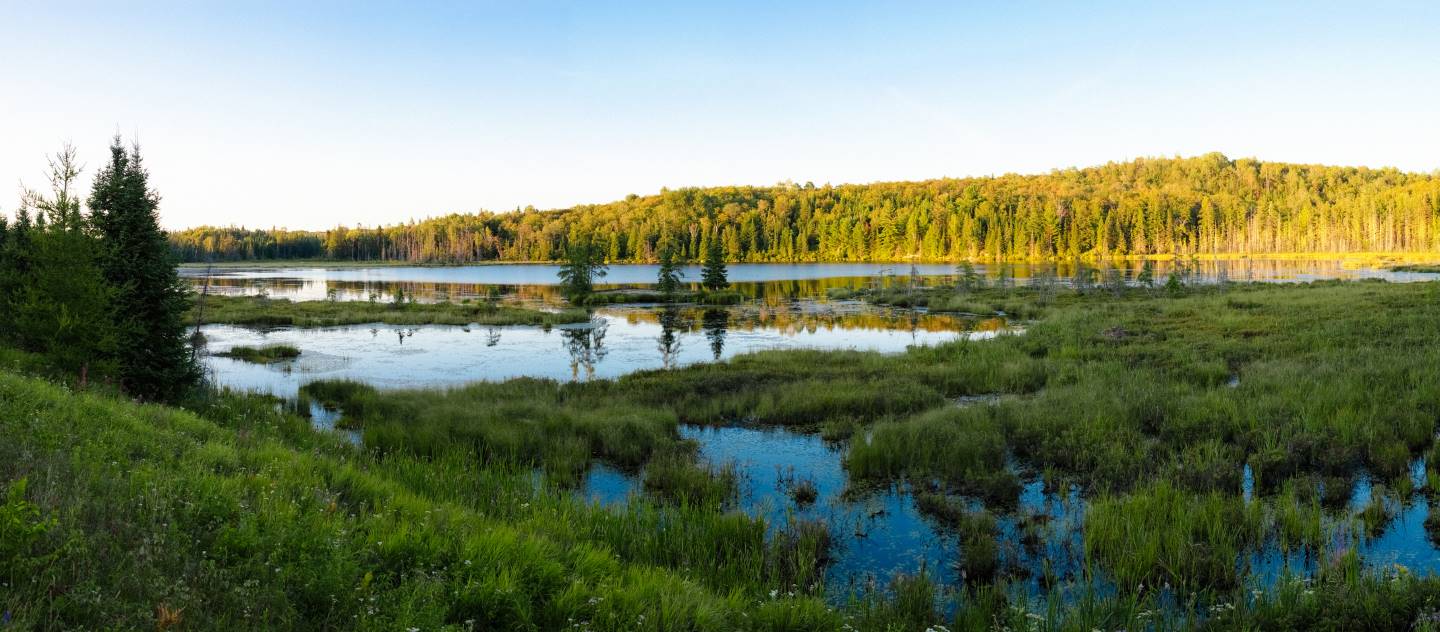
[1393,263,1440,273]
[190,294,588,327]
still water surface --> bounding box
[183,259,1440,303]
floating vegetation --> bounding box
[213,343,301,363]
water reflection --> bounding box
[184,259,1440,303]
[656,307,687,369]
[561,320,609,381]
[200,305,995,397]
[702,308,728,360]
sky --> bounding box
[2,1,1439,230]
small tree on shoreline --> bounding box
[656,248,683,300]
[558,241,608,304]
[700,239,728,291]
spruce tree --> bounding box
[656,247,683,300]
[700,239,729,291]
[0,207,35,333]
[9,146,118,379]
[89,137,199,401]
[0,211,12,338]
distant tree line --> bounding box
[170,153,1440,264]
[1,139,198,402]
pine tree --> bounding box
[656,247,683,300]
[89,138,199,401]
[0,211,15,338]
[2,207,34,302]
[1137,260,1156,290]
[8,145,118,379]
[700,239,729,291]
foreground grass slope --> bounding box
[0,370,844,630]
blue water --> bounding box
[583,424,1440,605]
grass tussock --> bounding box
[215,344,301,363]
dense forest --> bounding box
[170,153,1440,263]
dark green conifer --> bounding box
[700,239,729,291]
[9,145,118,380]
[656,247,683,299]
[89,137,199,401]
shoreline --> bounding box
[178,251,1440,271]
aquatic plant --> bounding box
[214,344,300,364]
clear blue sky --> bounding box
[2,1,1438,230]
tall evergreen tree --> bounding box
[89,137,199,401]
[8,146,118,379]
[0,207,35,332]
[700,239,729,291]
[0,210,14,338]
[656,247,683,299]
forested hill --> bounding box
[170,153,1440,264]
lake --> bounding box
[182,258,1439,303]
[199,305,1009,397]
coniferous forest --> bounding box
[169,153,1440,264]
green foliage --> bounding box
[1137,259,1156,288]
[89,137,199,401]
[0,478,58,588]
[656,247,683,299]
[701,239,729,291]
[215,344,301,364]
[172,154,1440,264]
[955,260,982,292]
[1086,482,1265,592]
[1,146,118,380]
[558,240,609,304]
[0,367,845,630]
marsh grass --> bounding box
[193,293,587,327]
[12,277,1440,628]
[214,343,301,363]
[296,279,1440,612]
[0,370,848,630]
[1391,264,1440,273]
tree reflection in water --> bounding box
[701,308,729,360]
[656,307,690,369]
[562,319,609,380]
